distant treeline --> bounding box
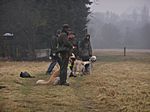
[88,6,150,49]
[0,0,92,59]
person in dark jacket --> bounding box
[67,30,79,58]
[57,24,73,86]
[46,30,61,75]
[67,30,78,77]
[79,34,92,74]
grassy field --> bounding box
[0,50,150,112]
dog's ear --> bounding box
[83,61,90,65]
[81,62,84,65]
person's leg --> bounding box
[59,52,69,85]
[46,59,57,75]
[69,59,77,77]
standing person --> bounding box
[57,24,73,86]
[67,30,78,57]
[46,30,61,75]
[67,31,78,77]
[79,34,92,74]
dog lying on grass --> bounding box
[36,60,89,85]
[36,63,60,85]
[36,55,96,85]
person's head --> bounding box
[67,28,72,33]
[68,31,75,39]
[84,34,90,40]
[62,24,70,33]
[56,29,61,37]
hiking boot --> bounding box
[69,74,77,77]
[60,82,70,86]
[69,72,77,77]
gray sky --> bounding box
[90,0,150,14]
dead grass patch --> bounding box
[0,51,150,112]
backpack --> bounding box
[20,71,35,78]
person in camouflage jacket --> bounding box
[57,24,73,86]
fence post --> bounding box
[124,47,126,56]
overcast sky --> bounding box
[90,0,150,14]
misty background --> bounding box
[88,0,150,49]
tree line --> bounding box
[88,6,150,49]
[0,0,92,60]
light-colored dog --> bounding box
[36,62,71,85]
[72,60,90,76]
[36,63,60,85]
[69,53,90,76]
[88,55,97,74]
[36,61,88,85]
[36,55,96,85]
[72,55,96,75]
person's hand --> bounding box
[53,53,56,56]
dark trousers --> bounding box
[47,60,57,74]
[47,55,60,75]
[59,52,70,84]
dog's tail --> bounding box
[36,80,50,85]
[36,69,60,85]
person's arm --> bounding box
[78,40,82,56]
[64,35,73,49]
[89,41,92,57]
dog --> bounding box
[36,60,87,85]
[88,55,97,74]
[90,56,96,62]
[72,55,96,75]
[72,60,90,76]
[69,53,90,76]
[36,55,96,85]
[36,63,60,85]
[36,62,71,85]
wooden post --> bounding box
[124,47,126,56]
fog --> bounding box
[88,0,150,49]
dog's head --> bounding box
[69,53,76,63]
[89,56,96,62]
[70,53,75,59]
